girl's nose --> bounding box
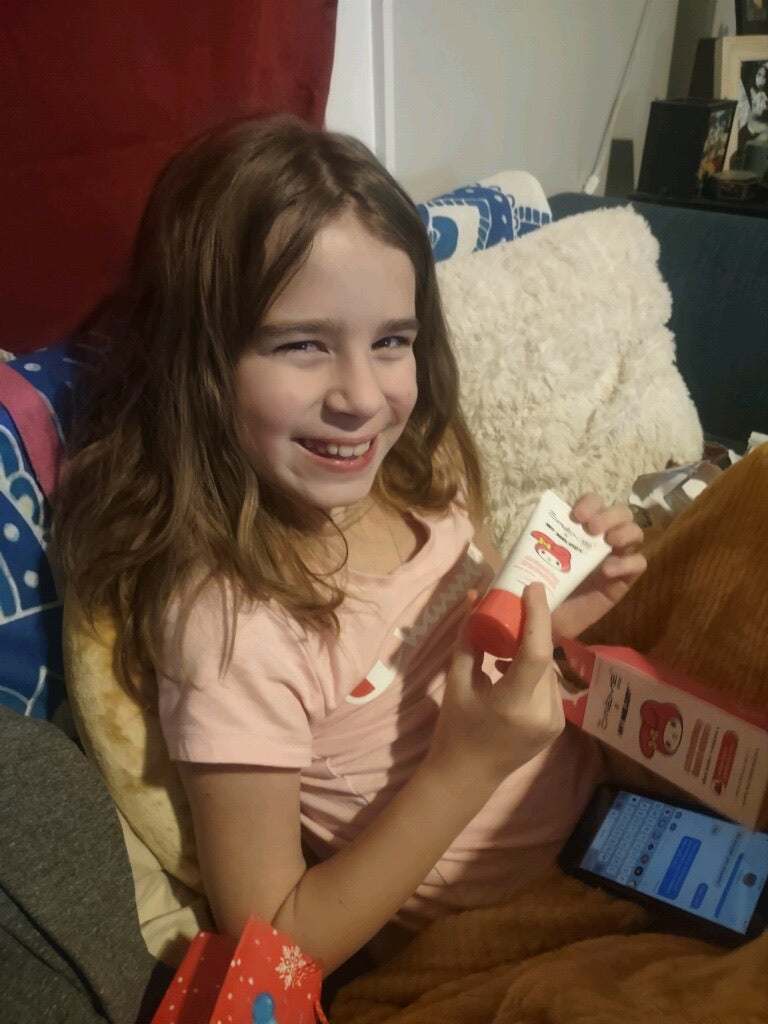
[325,356,384,419]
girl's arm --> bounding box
[180,584,560,974]
[182,752,497,973]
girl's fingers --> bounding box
[590,505,634,538]
[570,493,603,525]
[570,497,646,581]
[601,551,648,580]
[450,634,479,679]
[502,583,553,695]
[603,519,644,553]
[571,493,640,539]
[448,592,490,698]
[450,631,486,692]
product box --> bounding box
[557,639,768,828]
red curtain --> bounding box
[0,1,338,353]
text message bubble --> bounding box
[691,882,708,908]
[659,836,701,899]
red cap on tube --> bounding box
[467,588,526,659]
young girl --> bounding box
[56,115,646,975]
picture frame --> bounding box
[715,35,768,169]
[637,99,736,199]
[735,0,768,36]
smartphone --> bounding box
[559,784,768,946]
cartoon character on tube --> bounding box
[531,531,571,572]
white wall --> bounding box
[326,0,679,202]
[667,0,736,97]
[324,0,380,155]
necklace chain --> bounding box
[385,511,406,567]
[331,495,376,532]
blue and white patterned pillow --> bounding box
[419,170,551,263]
[0,342,83,722]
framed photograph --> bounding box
[735,0,768,36]
[637,99,736,199]
[715,35,768,169]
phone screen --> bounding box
[579,790,768,935]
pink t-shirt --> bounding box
[157,503,603,928]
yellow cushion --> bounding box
[63,594,202,891]
[117,809,211,967]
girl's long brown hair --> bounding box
[55,115,483,691]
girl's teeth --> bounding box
[308,440,371,457]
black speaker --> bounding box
[689,38,717,99]
[637,98,737,200]
[605,139,635,197]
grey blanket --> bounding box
[0,707,171,1023]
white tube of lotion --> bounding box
[468,490,611,658]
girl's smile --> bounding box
[235,209,419,513]
[296,434,378,469]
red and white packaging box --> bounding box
[557,639,768,828]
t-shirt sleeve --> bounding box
[157,589,321,769]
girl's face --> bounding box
[235,209,419,516]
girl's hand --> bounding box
[551,493,646,641]
[428,583,564,787]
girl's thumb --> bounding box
[503,582,553,693]
[449,590,485,691]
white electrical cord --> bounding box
[583,0,653,193]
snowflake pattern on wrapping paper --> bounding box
[149,922,329,1024]
[275,944,307,989]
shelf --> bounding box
[629,190,768,218]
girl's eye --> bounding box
[275,340,321,354]
[373,335,413,351]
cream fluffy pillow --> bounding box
[437,206,704,551]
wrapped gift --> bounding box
[151,917,327,1024]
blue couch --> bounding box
[549,193,768,453]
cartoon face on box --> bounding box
[639,700,683,758]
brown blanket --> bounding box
[331,875,767,1023]
[331,445,768,1023]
